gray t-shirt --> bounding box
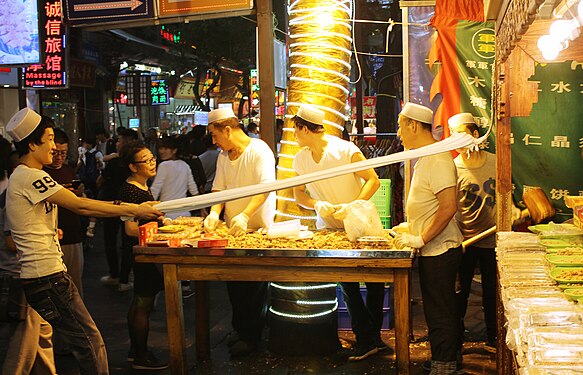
[454,151,497,248]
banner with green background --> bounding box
[512,61,583,222]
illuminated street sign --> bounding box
[22,0,67,88]
[151,79,169,105]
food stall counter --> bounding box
[134,244,415,375]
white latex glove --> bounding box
[394,233,425,249]
[203,211,220,233]
[228,213,249,236]
[314,200,336,218]
[511,205,522,223]
[332,204,348,220]
[511,206,530,225]
[391,222,409,234]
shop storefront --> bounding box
[492,0,583,373]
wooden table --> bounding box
[134,246,415,374]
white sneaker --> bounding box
[118,282,133,292]
[100,275,119,286]
[86,227,95,238]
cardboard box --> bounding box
[139,222,158,246]
[181,238,228,248]
[146,238,182,247]
[574,206,583,229]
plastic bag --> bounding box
[341,200,385,242]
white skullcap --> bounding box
[400,103,433,124]
[448,112,476,131]
[294,104,325,127]
[208,107,236,124]
[6,108,42,142]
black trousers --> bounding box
[226,281,268,343]
[455,245,497,343]
[419,246,463,362]
[340,282,385,346]
[103,217,121,279]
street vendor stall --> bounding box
[133,226,415,375]
[490,0,583,373]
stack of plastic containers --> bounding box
[497,231,583,373]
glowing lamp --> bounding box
[549,19,574,41]
[541,46,560,61]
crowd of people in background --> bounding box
[0,113,221,372]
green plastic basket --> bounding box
[380,216,391,230]
[371,179,391,217]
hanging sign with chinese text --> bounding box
[350,96,376,119]
[151,79,169,105]
[63,0,154,26]
[456,24,495,149]
[158,0,253,18]
[22,0,67,88]
[512,61,583,222]
[69,58,96,87]
[174,77,196,99]
[429,18,494,145]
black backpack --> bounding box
[78,149,99,186]
[184,156,207,194]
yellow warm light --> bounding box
[276,165,296,173]
[287,101,348,120]
[290,64,350,81]
[275,210,318,220]
[290,77,350,94]
[289,52,352,69]
[277,0,352,225]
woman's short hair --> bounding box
[119,140,148,169]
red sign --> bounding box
[22,0,67,89]
[350,96,376,119]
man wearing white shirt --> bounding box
[291,104,383,362]
[394,103,464,375]
[203,107,275,356]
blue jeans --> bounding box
[22,271,109,375]
[340,282,385,346]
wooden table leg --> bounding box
[195,280,210,361]
[163,264,187,375]
[394,268,411,375]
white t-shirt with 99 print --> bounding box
[7,164,65,279]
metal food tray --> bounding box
[151,246,417,259]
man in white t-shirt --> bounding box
[291,104,384,362]
[203,107,275,357]
[5,108,163,375]
[394,103,464,375]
